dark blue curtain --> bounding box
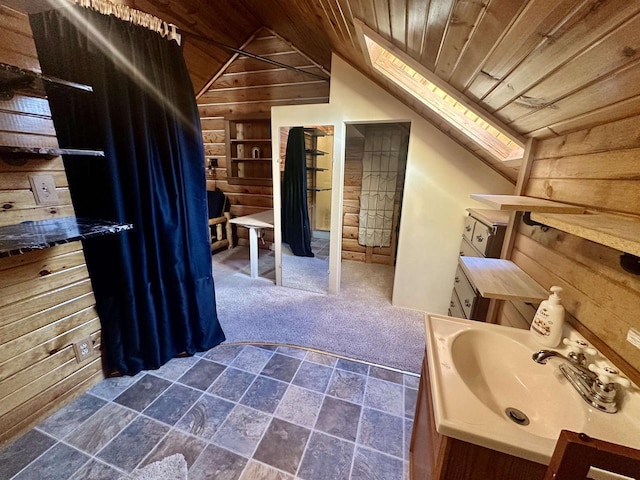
[282,127,314,257]
[30,6,225,376]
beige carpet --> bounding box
[211,247,425,373]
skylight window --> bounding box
[361,33,524,162]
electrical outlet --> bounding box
[628,328,640,350]
[73,337,94,363]
[28,174,59,205]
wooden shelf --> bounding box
[307,188,331,192]
[0,62,92,99]
[225,115,272,187]
[466,208,511,226]
[0,146,105,158]
[304,128,327,137]
[306,149,327,155]
[459,256,549,302]
[307,166,328,172]
[530,211,640,257]
[470,194,585,213]
[0,217,132,258]
[231,157,272,162]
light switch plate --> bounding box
[28,174,59,205]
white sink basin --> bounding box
[450,329,587,439]
[425,314,640,467]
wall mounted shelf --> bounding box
[531,211,640,258]
[231,157,272,162]
[0,217,133,257]
[470,194,585,213]
[459,256,549,303]
[0,62,92,99]
[305,149,327,155]
[303,128,327,137]
[0,146,104,158]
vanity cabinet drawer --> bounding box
[448,289,465,319]
[454,265,476,319]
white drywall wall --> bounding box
[271,54,513,311]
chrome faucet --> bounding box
[532,341,629,414]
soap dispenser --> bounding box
[530,286,565,348]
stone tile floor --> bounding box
[0,344,419,479]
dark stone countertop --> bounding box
[0,217,132,257]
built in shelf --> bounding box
[0,217,133,257]
[0,146,104,158]
[307,167,328,172]
[531,211,640,257]
[470,194,585,214]
[230,139,271,143]
[459,256,549,302]
[0,62,92,99]
[307,188,331,192]
[305,149,327,155]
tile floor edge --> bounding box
[221,341,420,377]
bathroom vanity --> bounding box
[410,314,640,480]
[409,351,547,479]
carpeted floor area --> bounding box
[212,247,426,374]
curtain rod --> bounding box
[71,1,328,82]
[179,29,330,82]
[73,0,181,43]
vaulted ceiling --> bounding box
[132,0,640,181]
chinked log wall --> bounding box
[0,7,103,446]
[501,113,640,382]
[196,28,329,250]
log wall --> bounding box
[0,6,102,446]
[197,28,329,250]
[500,114,640,382]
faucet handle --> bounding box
[563,338,597,356]
[588,364,631,388]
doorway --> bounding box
[343,122,410,267]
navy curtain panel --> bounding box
[30,6,225,376]
[281,127,314,257]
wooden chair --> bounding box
[207,189,233,252]
[543,430,640,479]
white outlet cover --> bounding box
[28,174,59,205]
[73,336,94,363]
[627,328,640,350]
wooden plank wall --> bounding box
[342,125,408,265]
[197,28,329,250]
[502,113,640,380]
[0,6,102,446]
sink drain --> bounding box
[505,407,530,426]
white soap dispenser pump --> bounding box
[530,286,565,348]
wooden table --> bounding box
[229,209,274,278]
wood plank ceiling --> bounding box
[133,0,640,182]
